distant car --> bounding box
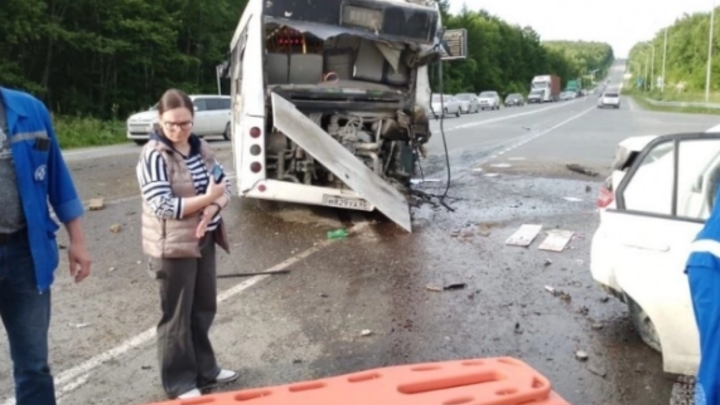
[560,92,575,101]
[126,94,232,145]
[430,94,461,118]
[477,91,501,110]
[590,131,720,376]
[598,92,620,109]
[527,89,544,104]
[504,93,525,107]
[455,93,480,113]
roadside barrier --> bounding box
[140,357,570,405]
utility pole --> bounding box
[662,28,668,91]
[706,0,716,102]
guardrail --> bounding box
[642,98,720,110]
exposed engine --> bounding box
[264,109,430,191]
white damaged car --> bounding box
[591,129,720,376]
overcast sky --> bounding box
[447,0,716,57]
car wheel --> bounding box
[627,295,662,353]
[455,109,461,117]
[223,122,231,140]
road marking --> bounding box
[474,105,596,166]
[0,219,371,405]
[443,98,584,132]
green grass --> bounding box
[52,115,128,149]
[621,87,720,115]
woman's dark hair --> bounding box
[157,89,194,116]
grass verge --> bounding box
[52,115,128,149]
[621,88,720,115]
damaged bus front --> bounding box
[228,0,447,231]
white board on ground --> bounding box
[506,224,542,247]
[539,230,574,252]
[271,93,412,232]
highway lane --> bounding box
[1,64,717,405]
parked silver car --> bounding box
[430,94,462,118]
[477,91,501,110]
[455,93,480,113]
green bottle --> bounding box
[327,229,348,239]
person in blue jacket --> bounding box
[687,182,720,405]
[0,85,93,405]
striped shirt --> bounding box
[138,147,231,232]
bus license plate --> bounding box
[322,195,371,211]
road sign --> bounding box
[440,29,467,60]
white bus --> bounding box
[226,0,456,231]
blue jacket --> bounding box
[1,86,84,292]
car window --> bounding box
[621,138,720,219]
[479,92,495,97]
[193,98,208,111]
[206,98,230,110]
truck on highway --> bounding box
[224,0,460,232]
[529,75,560,102]
[565,79,581,96]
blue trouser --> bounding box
[689,265,720,405]
[0,229,56,405]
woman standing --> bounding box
[136,89,238,399]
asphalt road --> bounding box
[0,62,716,405]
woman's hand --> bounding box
[195,204,220,238]
[205,178,227,200]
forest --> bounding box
[627,7,720,100]
[0,0,614,147]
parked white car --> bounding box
[455,93,480,114]
[591,130,720,376]
[597,92,620,109]
[429,94,461,118]
[126,94,232,145]
[477,91,500,110]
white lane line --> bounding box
[474,105,596,166]
[443,99,584,132]
[0,219,371,405]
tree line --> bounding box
[628,7,719,94]
[433,2,615,95]
[0,0,614,122]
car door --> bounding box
[192,98,212,135]
[593,133,720,374]
[205,97,231,135]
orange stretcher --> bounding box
[141,357,570,405]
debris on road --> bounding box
[585,185,592,192]
[566,163,598,177]
[426,284,443,292]
[410,178,440,184]
[484,173,499,177]
[444,283,467,291]
[544,285,572,302]
[538,230,574,252]
[471,168,483,172]
[110,224,122,233]
[71,323,90,329]
[575,350,589,361]
[216,269,291,278]
[88,198,104,210]
[588,365,607,378]
[327,229,348,239]
[562,197,582,202]
[506,224,542,247]
[360,329,373,337]
[491,163,512,168]
[544,259,552,266]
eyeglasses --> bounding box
[162,121,193,131]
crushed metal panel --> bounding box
[271,93,412,232]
